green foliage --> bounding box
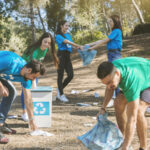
[0,0,20,18]
[0,17,37,54]
[133,23,150,35]
[140,0,150,22]
[122,19,133,37]
[72,30,106,45]
[0,18,11,49]
[70,0,102,31]
[1,0,150,56]
[46,0,67,33]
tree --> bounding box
[70,0,103,40]
[18,0,48,43]
[139,0,150,22]
[131,0,145,24]
[27,0,49,32]
[0,0,20,19]
[29,1,36,42]
[37,6,46,32]
[46,0,67,35]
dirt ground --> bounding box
[0,34,150,150]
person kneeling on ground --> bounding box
[97,57,150,150]
[0,51,45,144]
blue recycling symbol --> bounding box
[33,102,50,116]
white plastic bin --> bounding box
[31,86,53,127]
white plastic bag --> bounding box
[30,130,54,136]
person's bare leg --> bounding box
[136,100,149,150]
[114,92,127,137]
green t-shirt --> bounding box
[112,57,150,102]
[22,47,48,62]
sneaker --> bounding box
[0,123,16,134]
[59,94,69,102]
[21,113,28,122]
[0,132,9,144]
[56,88,60,99]
[107,99,114,108]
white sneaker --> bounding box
[59,94,69,102]
[107,99,114,108]
[21,113,28,122]
[146,107,150,113]
[56,88,60,99]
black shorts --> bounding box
[140,88,150,104]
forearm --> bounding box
[90,38,109,50]
[23,88,37,130]
[0,81,3,88]
[97,88,114,116]
[24,96,34,120]
[64,40,80,48]
[23,89,37,131]
[102,88,114,109]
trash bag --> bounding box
[77,113,123,150]
[78,45,97,66]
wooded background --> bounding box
[0,0,149,54]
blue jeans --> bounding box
[107,50,122,98]
[0,78,17,124]
[21,78,38,109]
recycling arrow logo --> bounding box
[33,102,50,116]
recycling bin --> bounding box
[31,86,53,127]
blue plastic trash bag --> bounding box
[77,113,123,150]
[78,45,97,66]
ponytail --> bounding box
[50,36,59,69]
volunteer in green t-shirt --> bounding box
[21,32,59,122]
[97,57,150,150]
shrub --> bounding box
[133,23,150,35]
[72,30,106,45]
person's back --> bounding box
[0,51,26,75]
[112,57,150,102]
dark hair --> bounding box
[56,20,68,38]
[110,15,122,31]
[97,61,114,79]
[25,60,46,75]
[24,32,59,69]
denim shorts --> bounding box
[119,88,150,104]
[140,88,150,104]
[107,49,122,62]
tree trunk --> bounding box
[30,2,36,43]
[117,0,123,25]
[132,0,145,24]
[37,6,46,32]
[101,0,109,34]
